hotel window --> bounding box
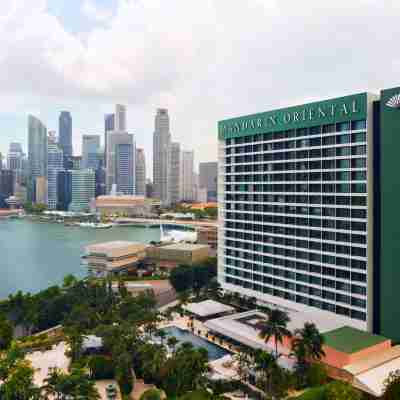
[351,120,366,130]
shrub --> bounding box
[88,355,115,380]
[307,363,327,387]
[139,388,163,400]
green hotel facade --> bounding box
[217,86,400,342]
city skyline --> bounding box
[1,1,400,176]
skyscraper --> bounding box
[59,111,72,167]
[57,170,72,211]
[115,104,127,132]
[135,148,146,196]
[199,162,218,202]
[0,169,14,208]
[169,142,181,204]
[7,142,24,171]
[153,108,171,205]
[69,169,95,212]
[104,113,115,167]
[47,138,63,210]
[106,132,136,195]
[28,115,47,202]
[82,135,100,169]
[181,150,195,202]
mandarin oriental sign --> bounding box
[218,93,367,140]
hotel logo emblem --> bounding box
[386,94,400,109]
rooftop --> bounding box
[160,243,210,251]
[183,300,235,317]
[85,241,147,257]
[323,326,388,354]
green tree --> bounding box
[0,313,13,350]
[139,388,163,400]
[43,367,100,399]
[160,343,209,397]
[234,347,252,383]
[0,344,41,400]
[383,369,400,400]
[253,349,292,399]
[64,327,84,365]
[167,336,179,353]
[258,309,291,358]
[325,381,362,400]
[291,322,326,388]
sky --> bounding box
[0,0,399,178]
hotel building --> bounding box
[218,87,400,342]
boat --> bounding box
[79,222,113,229]
[160,224,197,243]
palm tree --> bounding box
[253,349,280,396]
[167,336,179,353]
[292,322,325,362]
[258,308,291,358]
[291,322,325,386]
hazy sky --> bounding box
[0,0,399,177]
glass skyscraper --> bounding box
[28,115,47,202]
[59,111,72,168]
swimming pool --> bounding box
[162,326,230,361]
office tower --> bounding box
[135,148,146,196]
[0,169,14,208]
[181,150,195,202]
[47,138,63,209]
[7,143,24,170]
[70,156,82,170]
[146,180,154,198]
[0,153,3,169]
[57,170,72,211]
[7,142,24,186]
[169,142,181,204]
[199,162,218,202]
[217,87,400,342]
[59,111,72,167]
[153,108,171,205]
[106,132,136,195]
[82,135,100,169]
[115,104,127,132]
[69,169,95,212]
[28,115,47,202]
[104,113,115,167]
[35,176,47,204]
[95,166,106,197]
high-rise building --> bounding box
[59,111,72,167]
[181,150,195,202]
[0,153,3,169]
[7,142,25,188]
[153,108,171,205]
[115,104,127,132]
[169,142,181,204]
[146,180,154,198]
[104,113,115,167]
[82,135,100,169]
[199,162,218,202]
[57,170,72,211]
[106,132,136,195]
[47,139,63,210]
[95,166,106,198]
[35,176,47,204]
[0,169,14,208]
[28,115,47,202]
[218,87,400,342]
[135,148,146,196]
[69,169,95,212]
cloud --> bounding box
[0,0,399,175]
[81,0,113,22]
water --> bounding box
[0,219,161,299]
[162,326,229,361]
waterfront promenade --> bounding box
[114,217,218,229]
